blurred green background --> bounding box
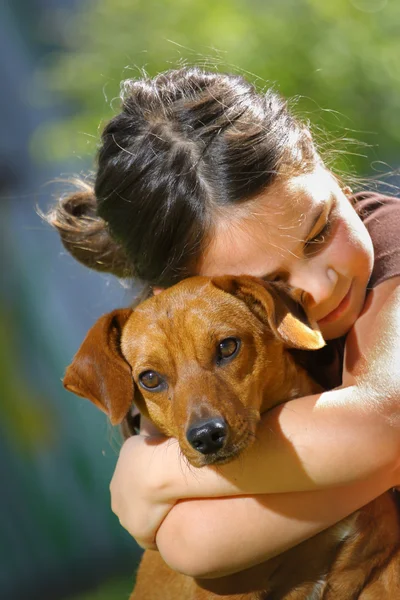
[1,0,398,598]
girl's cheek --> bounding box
[329,217,371,275]
[332,219,348,246]
[328,220,356,266]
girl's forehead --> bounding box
[199,166,339,278]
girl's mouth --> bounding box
[317,283,353,325]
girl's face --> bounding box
[198,165,374,340]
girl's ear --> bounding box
[63,308,135,425]
[212,275,325,351]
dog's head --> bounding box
[64,275,324,467]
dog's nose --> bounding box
[186,418,228,455]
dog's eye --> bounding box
[138,370,164,391]
[217,337,240,362]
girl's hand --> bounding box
[110,423,177,550]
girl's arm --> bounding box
[157,472,393,579]
[153,277,400,576]
[164,277,400,495]
[110,277,400,556]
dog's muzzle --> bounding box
[186,417,228,456]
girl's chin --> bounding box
[319,299,363,340]
[318,280,368,340]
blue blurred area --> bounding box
[0,2,142,599]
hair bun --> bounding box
[44,184,133,278]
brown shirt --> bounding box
[354,192,400,289]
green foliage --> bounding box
[32,0,400,173]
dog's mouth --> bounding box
[185,439,256,467]
[183,413,259,467]
[201,444,255,466]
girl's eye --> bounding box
[304,221,332,253]
[217,337,241,362]
[138,370,165,391]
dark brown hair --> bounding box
[46,67,318,290]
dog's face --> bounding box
[64,275,324,467]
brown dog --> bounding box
[64,275,400,599]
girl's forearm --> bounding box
[156,470,393,578]
[218,384,399,492]
[160,384,399,502]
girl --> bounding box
[48,67,400,587]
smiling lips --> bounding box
[317,283,353,325]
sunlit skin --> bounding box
[110,163,400,579]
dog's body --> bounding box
[64,275,400,599]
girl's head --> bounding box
[48,67,373,339]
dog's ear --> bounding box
[213,275,325,350]
[63,309,134,425]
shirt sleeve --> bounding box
[353,192,400,289]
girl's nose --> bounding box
[289,265,338,307]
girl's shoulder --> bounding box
[352,190,400,220]
[352,191,400,290]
